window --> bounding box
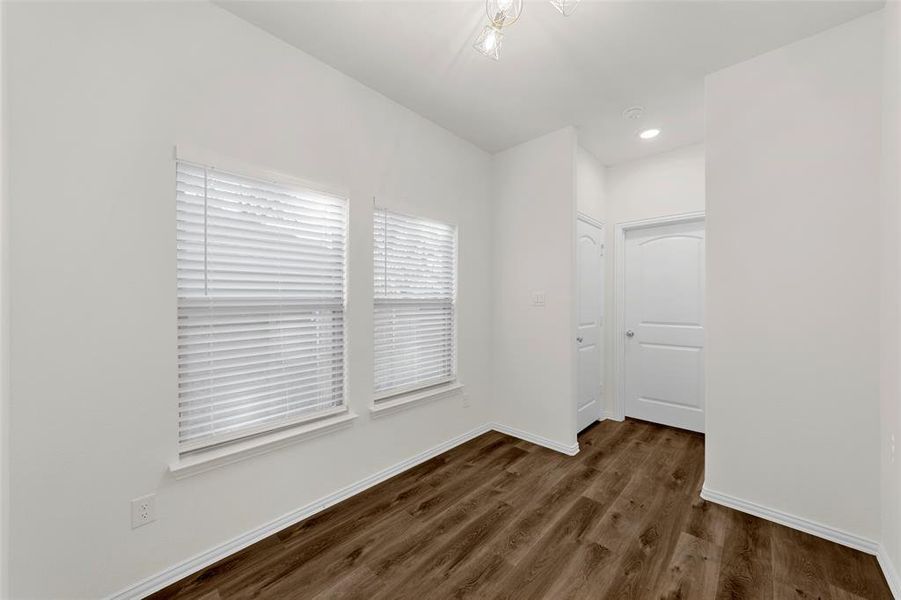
[373,208,457,400]
[176,161,347,453]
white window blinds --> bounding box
[373,208,457,399]
[176,161,347,452]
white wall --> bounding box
[604,144,705,224]
[705,13,883,541]
[576,145,605,223]
[5,3,494,598]
[492,127,578,448]
[0,1,8,596]
[602,144,706,415]
[5,1,893,596]
[881,0,901,589]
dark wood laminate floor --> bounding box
[150,419,892,600]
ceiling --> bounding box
[219,0,883,165]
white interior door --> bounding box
[576,218,605,432]
[623,219,705,432]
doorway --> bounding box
[616,214,705,433]
[576,215,605,433]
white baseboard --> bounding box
[877,545,901,599]
[700,485,879,555]
[602,409,623,421]
[109,433,897,600]
[490,422,580,456]
[107,423,492,600]
[109,421,583,599]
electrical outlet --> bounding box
[462,392,470,408]
[131,493,156,529]
[531,291,547,307]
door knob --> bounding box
[625,330,635,337]
[576,336,583,343]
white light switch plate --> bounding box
[531,291,547,307]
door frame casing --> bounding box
[575,213,606,432]
[613,211,705,421]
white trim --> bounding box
[371,207,459,405]
[370,382,464,417]
[90,421,901,599]
[110,423,493,600]
[575,214,607,434]
[877,545,901,599]
[602,409,622,421]
[177,405,350,456]
[169,411,358,480]
[568,135,579,445]
[174,144,349,200]
[702,487,901,594]
[700,485,878,555]
[491,422,580,456]
[576,212,605,230]
[613,211,705,421]
[172,155,351,459]
[372,375,457,404]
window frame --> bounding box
[372,207,458,403]
[175,150,350,455]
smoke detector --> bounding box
[622,106,645,120]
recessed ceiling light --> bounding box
[639,128,661,140]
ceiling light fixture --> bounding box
[487,0,523,27]
[474,0,518,61]
[473,25,503,61]
[549,0,582,17]
[639,128,661,140]
[473,0,578,61]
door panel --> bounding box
[576,218,604,432]
[638,236,703,326]
[624,219,705,432]
[638,344,702,408]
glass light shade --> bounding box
[549,0,581,16]
[486,0,523,27]
[473,25,503,61]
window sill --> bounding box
[370,382,464,418]
[169,410,358,480]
